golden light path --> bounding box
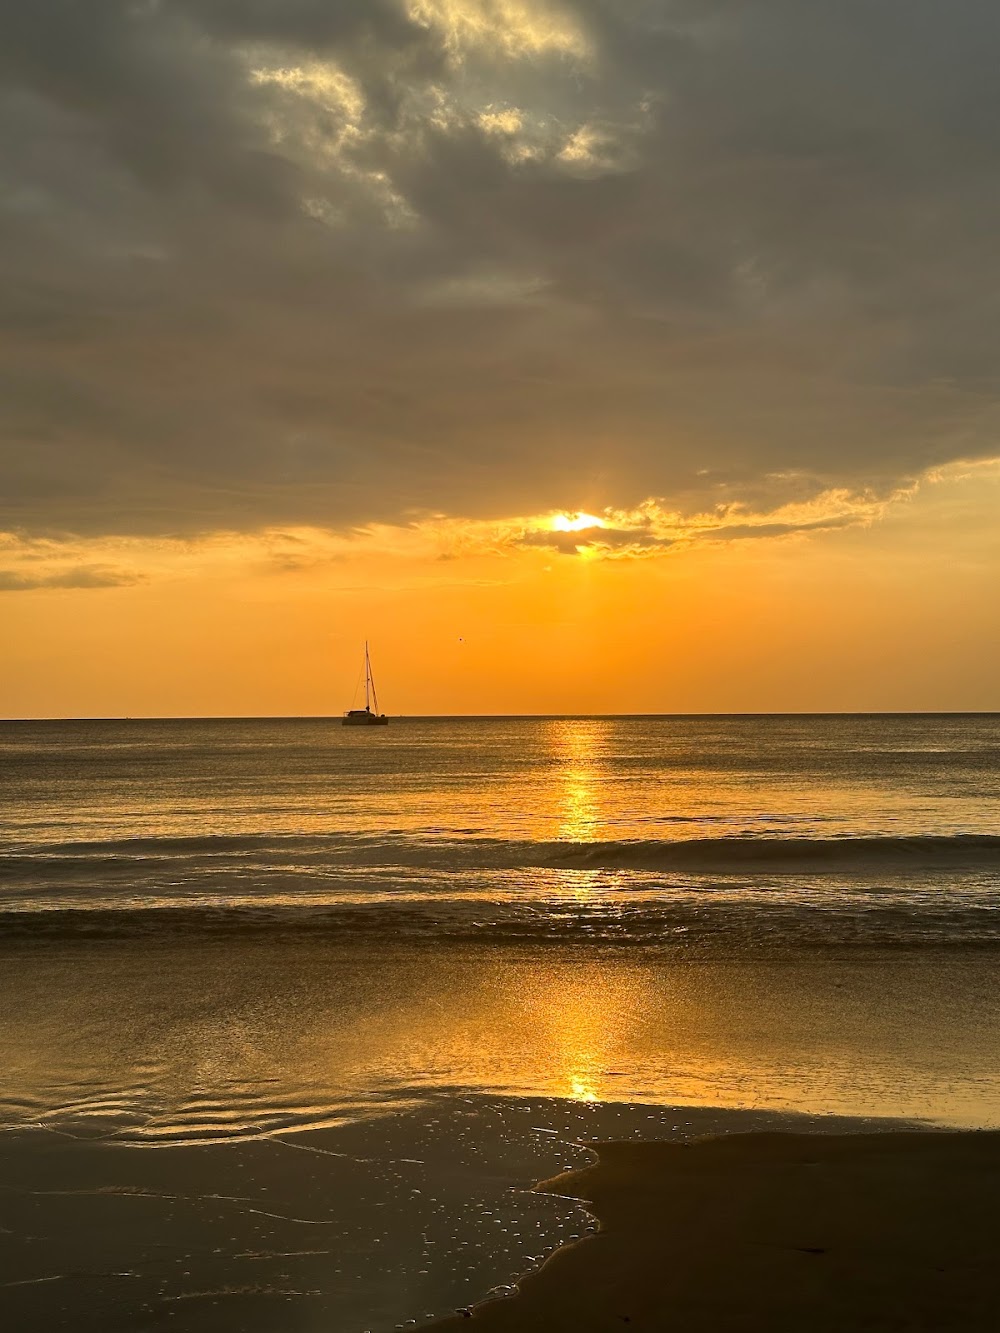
[555,719,602,845]
[548,719,620,1101]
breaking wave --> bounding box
[2,829,999,951]
[5,831,1000,875]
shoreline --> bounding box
[5,936,1000,1328]
[0,1098,930,1333]
[428,1127,1000,1331]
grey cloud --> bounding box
[0,564,142,591]
[170,0,425,48]
[517,506,863,557]
[520,525,675,556]
[694,516,860,543]
[0,3,300,213]
[2,2,1000,538]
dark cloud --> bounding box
[0,2,300,211]
[0,564,141,592]
[516,503,865,557]
[2,1,999,538]
[171,0,425,48]
[696,516,860,543]
[520,524,674,556]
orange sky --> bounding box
[5,460,998,717]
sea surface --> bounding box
[2,715,1000,1330]
[3,714,1000,950]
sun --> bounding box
[551,511,605,532]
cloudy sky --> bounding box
[3,1,999,714]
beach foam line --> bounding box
[427,1128,1000,1331]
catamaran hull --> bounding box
[342,713,389,726]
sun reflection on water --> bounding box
[548,720,610,907]
[551,719,604,844]
[568,1074,598,1103]
[523,965,640,1105]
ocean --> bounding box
[3,715,1000,1330]
[3,714,1000,949]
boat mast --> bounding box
[367,643,381,716]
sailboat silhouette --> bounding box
[342,643,389,726]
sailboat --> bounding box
[342,643,389,726]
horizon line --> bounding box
[3,710,999,724]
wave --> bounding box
[533,834,1000,872]
[3,831,999,950]
[5,831,1000,875]
[2,896,1000,952]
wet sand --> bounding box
[1,1096,580,1333]
[430,1129,1000,1331]
[0,1098,907,1332]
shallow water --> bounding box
[3,942,1000,1143]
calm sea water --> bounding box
[2,714,999,950]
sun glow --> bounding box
[551,511,605,532]
[568,1073,599,1103]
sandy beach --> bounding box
[0,1091,948,1333]
[7,1110,998,1331]
[430,1128,1000,1332]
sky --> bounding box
[2,0,999,716]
